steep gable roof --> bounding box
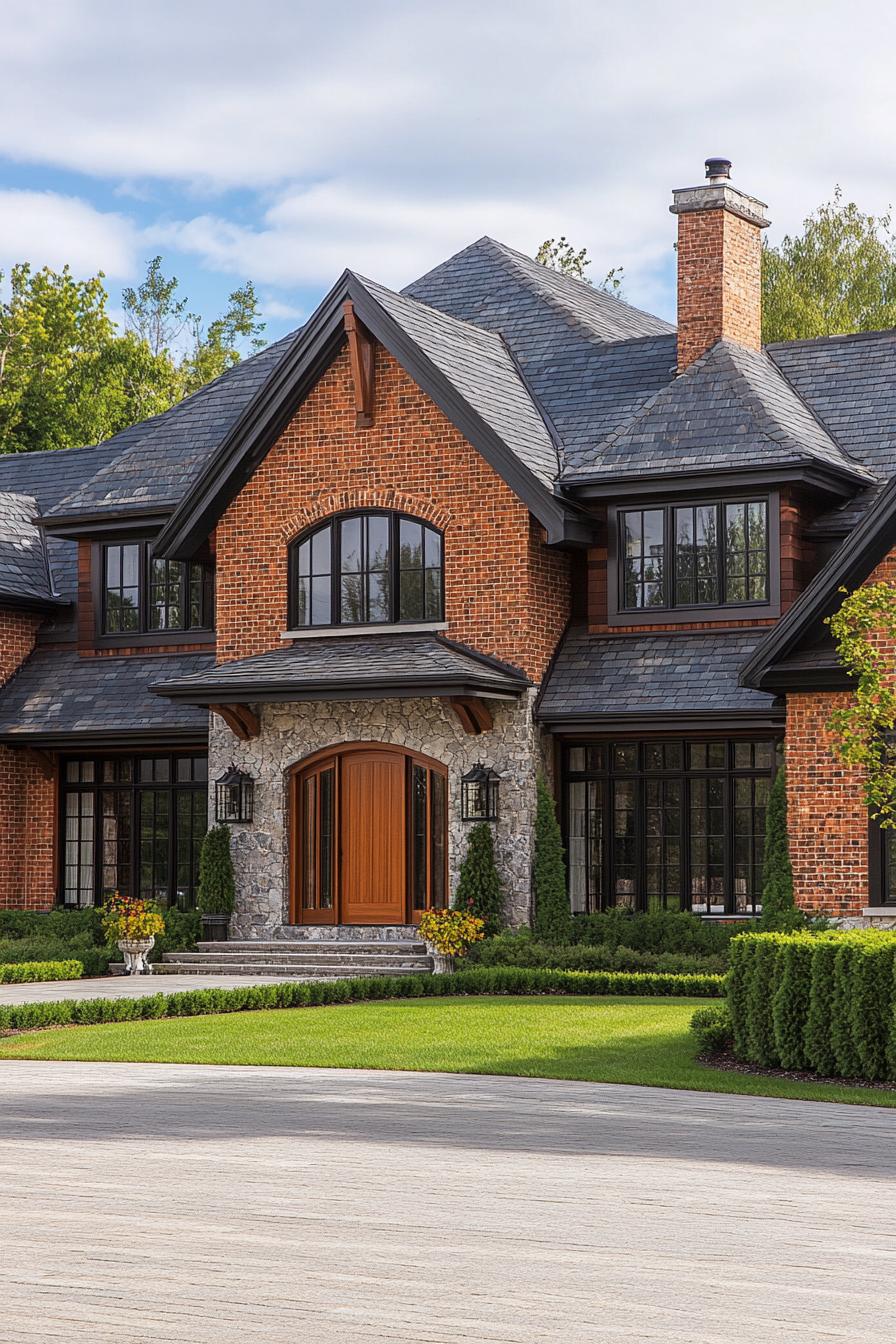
[740,470,896,691]
[561,339,875,492]
[155,269,588,559]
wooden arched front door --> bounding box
[290,744,448,925]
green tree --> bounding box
[453,822,504,936]
[180,281,266,396]
[196,824,236,916]
[762,189,896,342]
[532,775,572,943]
[758,766,800,931]
[535,236,625,295]
[122,254,191,357]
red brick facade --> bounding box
[0,609,55,910]
[785,546,896,918]
[676,206,763,371]
[215,343,570,682]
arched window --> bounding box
[288,511,444,629]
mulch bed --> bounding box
[698,1050,896,1092]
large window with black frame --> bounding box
[61,753,208,909]
[563,739,779,916]
[102,542,214,636]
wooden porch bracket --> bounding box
[443,696,494,736]
[210,703,261,742]
[343,300,376,428]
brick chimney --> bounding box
[670,158,770,371]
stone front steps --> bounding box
[156,939,433,978]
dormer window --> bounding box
[102,542,214,636]
[612,497,772,621]
[288,511,444,629]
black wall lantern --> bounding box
[461,764,500,822]
[215,764,255,824]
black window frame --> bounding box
[59,750,209,911]
[607,494,780,626]
[98,540,215,645]
[562,737,780,917]
[287,510,445,631]
[868,817,896,907]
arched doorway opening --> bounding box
[289,743,448,925]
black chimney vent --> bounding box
[705,158,732,181]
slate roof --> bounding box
[0,651,213,742]
[356,274,559,487]
[0,492,57,606]
[537,628,780,724]
[560,339,875,486]
[45,335,297,520]
[152,633,530,702]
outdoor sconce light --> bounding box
[215,764,255,824]
[460,763,500,822]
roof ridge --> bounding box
[765,327,896,351]
[354,269,511,346]
[593,339,717,452]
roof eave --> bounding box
[151,676,527,704]
[562,462,872,502]
[536,707,785,731]
[39,507,173,540]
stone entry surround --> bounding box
[210,692,544,939]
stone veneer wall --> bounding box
[211,692,544,939]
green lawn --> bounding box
[2,995,894,1105]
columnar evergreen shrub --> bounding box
[804,938,839,1076]
[196,824,236,915]
[453,823,504,936]
[771,934,814,1069]
[758,766,800,931]
[532,775,572,944]
[729,930,896,1081]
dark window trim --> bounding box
[868,817,896,907]
[606,493,780,626]
[58,748,209,910]
[561,735,781,917]
[96,540,215,643]
[287,509,445,631]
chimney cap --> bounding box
[705,157,732,182]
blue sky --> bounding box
[2,0,895,349]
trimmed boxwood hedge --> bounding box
[0,959,83,984]
[728,931,896,1081]
[0,965,723,1034]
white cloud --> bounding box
[0,190,137,277]
[2,0,896,319]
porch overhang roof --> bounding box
[150,632,531,706]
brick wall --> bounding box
[0,608,55,910]
[676,207,762,371]
[785,546,896,918]
[215,344,570,682]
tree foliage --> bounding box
[196,824,236,916]
[0,256,265,455]
[453,822,504,937]
[535,236,625,295]
[758,765,799,931]
[532,775,572,944]
[762,189,896,343]
[826,581,896,826]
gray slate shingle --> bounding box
[153,633,529,700]
[0,492,55,604]
[0,651,212,739]
[537,628,778,722]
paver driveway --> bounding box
[1,1061,894,1343]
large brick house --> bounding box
[1,158,895,933]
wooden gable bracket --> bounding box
[443,696,494,736]
[210,703,261,742]
[343,300,376,428]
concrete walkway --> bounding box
[0,974,315,1006]
[1,1061,894,1342]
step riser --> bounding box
[194,942,426,954]
[151,966,430,978]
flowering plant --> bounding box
[418,908,485,957]
[102,892,166,943]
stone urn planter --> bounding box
[118,936,155,975]
[425,943,455,975]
